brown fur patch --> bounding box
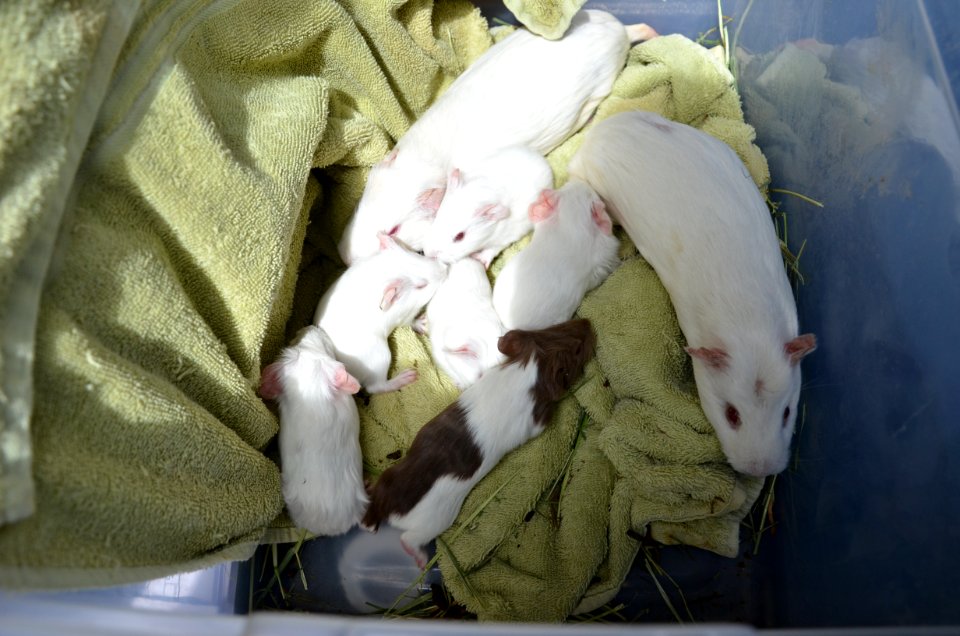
[361,402,481,529]
[497,319,596,424]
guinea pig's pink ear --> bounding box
[379,278,406,311]
[258,361,285,400]
[416,186,445,213]
[377,231,397,251]
[378,148,399,168]
[685,346,730,371]
[447,168,463,189]
[528,188,558,223]
[476,203,509,222]
[333,364,361,394]
[590,199,613,235]
[784,333,817,365]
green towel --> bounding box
[0,0,139,529]
[0,0,492,588]
[502,0,585,40]
[349,34,769,621]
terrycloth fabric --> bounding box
[0,0,492,588]
[0,0,139,528]
[502,0,585,40]
[349,34,770,621]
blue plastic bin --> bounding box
[2,0,958,632]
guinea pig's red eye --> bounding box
[388,225,400,236]
[782,406,791,427]
[725,404,741,430]
[453,231,465,243]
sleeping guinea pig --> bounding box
[492,180,620,330]
[338,10,650,264]
[361,318,596,566]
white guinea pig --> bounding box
[362,319,596,567]
[492,179,620,330]
[338,10,647,265]
[259,326,367,536]
[424,258,506,388]
[567,110,817,478]
[423,146,553,267]
[338,149,445,263]
[316,233,448,394]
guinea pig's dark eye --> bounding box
[724,404,741,430]
[782,406,791,427]
[453,231,465,243]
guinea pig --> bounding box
[492,179,620,330]
[337,9,649,265]
[422,146,553,267]
[316,232,448,394]
[259,326,367,536]
[361,318,596,567]
[424,258,506,388]
[338,149,445,264]
[567,110,817,477]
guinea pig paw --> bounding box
[400,539,428,569]
[391,368,418,390]
[412,314,429,335]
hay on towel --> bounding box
[0,0,492,588]
[303,33,769,621]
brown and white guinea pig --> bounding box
[361,318,596,567]
[492,179,620,331]
[337,10,656,265]
[315,232,447,394]
[259,326,367,536]
[568,110,817,477]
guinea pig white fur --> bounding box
[259,326,367,536]
[567,110,817,477]
[338,149,445,263]
[316,232,448,394]
[422,146,553,266]
[492,179,620,330]
[424,258,506,388]
[338,10,640,265]
[361,319,596,567]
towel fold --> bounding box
[502,0,586,40]
[0,0,492,588]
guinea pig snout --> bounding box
[735,455,787,479]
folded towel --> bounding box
[0,0,138,529]
[348,34,769,621]
[0,0,492,588]
[502,0,586,40]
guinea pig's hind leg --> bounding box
[365,369,418,394]
[400,535,429,569]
